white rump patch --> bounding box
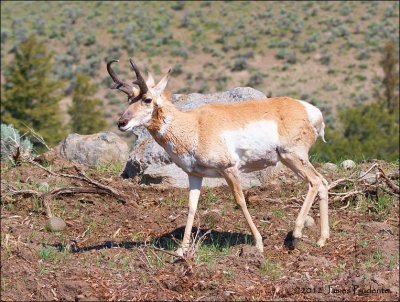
[298,100,322,125]
[298,100,326,142]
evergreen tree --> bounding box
[68,73,106,134]
[2,35,66,146]
[379,40,399,115]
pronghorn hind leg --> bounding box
[279,149,329,248]
[222,167,264,253]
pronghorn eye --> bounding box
[144,98,152,104]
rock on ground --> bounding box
[322,162,338,172]
[304,215,315,228]
[358,170,377,184]
[46,217,66,232]
[122,87,281,188]
[340,159,356,170]
[60,132,129,167]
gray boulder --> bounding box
[122,87,279,188]
[60,132,129,167]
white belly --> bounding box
[222,120,280,173]
[160,120,280,177]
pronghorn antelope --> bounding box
[107,58,329,256]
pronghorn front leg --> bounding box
[222,167,264,253]
[176,174,203,257]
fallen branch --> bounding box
[328,178,356,190]
[328,163,399,212]
[1,181,40,197]
[358,163,379,180]
[377,167,399,194]
[49,186,111,196]
[3,183,119,200]
[27,159,129,204]
[339,199,350,210]
[73,166,127,201]
[7,189,41,197]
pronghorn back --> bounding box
[195,97,325,146]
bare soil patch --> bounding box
[1,153,399,301]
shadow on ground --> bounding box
[50,226,255,253]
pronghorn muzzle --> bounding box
[117,110,133,130]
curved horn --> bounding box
[106,60,134,96]
[129,58,149,95]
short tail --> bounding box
[319,121,327,143]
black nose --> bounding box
[118,118,129,129]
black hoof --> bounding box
[284,231,298,250]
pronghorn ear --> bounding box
[146,72,155,88]
[152,69,171,106]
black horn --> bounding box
[130,58,149,95]
[106,60,134,96]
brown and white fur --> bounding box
[115,69,329,256]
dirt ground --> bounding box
[1,152,399,301]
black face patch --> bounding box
[128,95,142,104]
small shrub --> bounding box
[276,40,290,48]
[322,83,338,91]
[171,45,188,59]
[1,124,34,165]
[354,93,369,104]
[231,57,248,71]
[33,17,46,36]
[286,52,297,64]
[171,1,185,11]
[301,41,316,53]
[332,26,349,38]
[384,4,398,18]
[247,72,265,87]
[200,1,211,7]
[319,54,331,65]
[355,74,367,82]
[216,75,228,91]
[198,81,209,93]
[84,33,96,46]
[356,49,371,61]
[180,13,191,28]
[275,49,289,60]
[327,68,336,75]
[171,62,183,76]
[1,28,9,44]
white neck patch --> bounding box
[156,114,173,138]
